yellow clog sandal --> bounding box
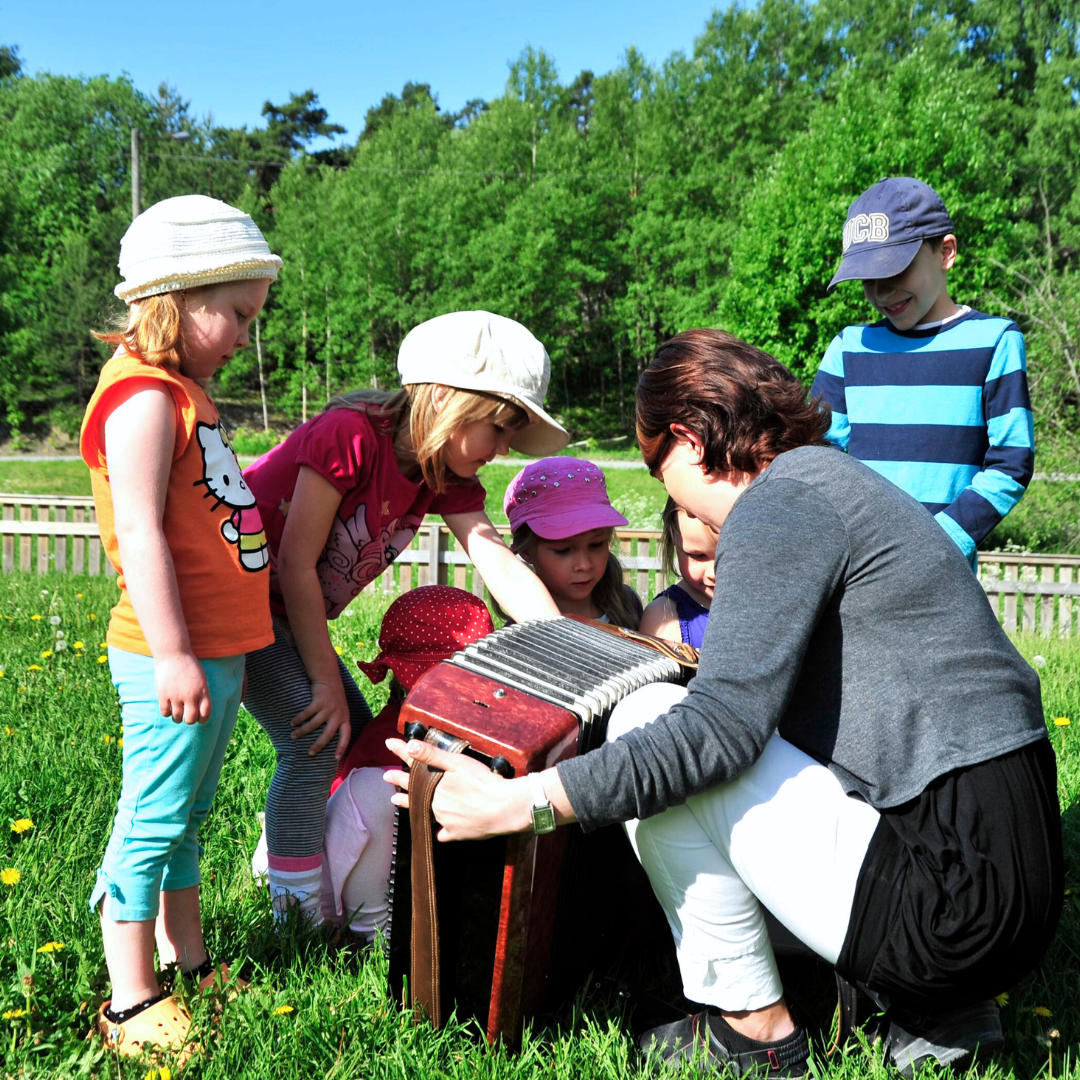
[96,995,197,1068]
[197,961,248,1003]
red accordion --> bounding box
[387,617,693,1047]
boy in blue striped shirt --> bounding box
[811,177,1034,568]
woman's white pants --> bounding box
[608,683,880,1012]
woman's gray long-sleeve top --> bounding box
[557,445,1045,833]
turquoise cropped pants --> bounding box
[89,647,244,922]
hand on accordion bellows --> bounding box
[384,738,576,841]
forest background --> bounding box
[2,1,1079,508]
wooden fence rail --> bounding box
[4,494,1080,637]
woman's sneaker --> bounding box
[639,1010,810,1076]
[884,1000,1004,1078]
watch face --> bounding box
[532,804,557,834]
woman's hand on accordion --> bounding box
[384,738,577,841]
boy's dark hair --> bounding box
[924,234,949,251]
[636,329,832,476]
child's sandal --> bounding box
[96,995,198,1067]
[197,961,248,1003]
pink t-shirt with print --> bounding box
[244,407,486,619]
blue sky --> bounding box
[4,1,723,146]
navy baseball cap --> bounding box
[828,177,954,290]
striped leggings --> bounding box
[244,615,372,917]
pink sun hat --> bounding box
[504,457,628,541]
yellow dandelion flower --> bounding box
[76,593,84,598]
[103,734,112,744]
[1054,717,1070,727]
[4,727,11,736]
[30,614,42,621]
[97,655,108,665]
[73,641,84,650]
[1035,1005,1053,1017]
[88,613,96,620]
[0,669,4,678]
[11,819,33,834]
[1,868,21,886]
[994,992,1009,1007]
[40,650,52,659]
[99,643,107,648]
[26,665,42,671]
[36,941,64,954]
[144,1068,173,1080]
[272,1004,295,1015]
[118,738,124,749]
[3,1008,27,1020]
[334,646,343,656]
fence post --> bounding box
[426,523,443,587]
[1062,565,1074,639]
[20,504,31,572]
[55,506,67,573]
[2,501,12,574]
[1003,563,1018,632]
[36,505,50,574]
[1040,565,1054,637]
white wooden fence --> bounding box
[3,493,1080,637]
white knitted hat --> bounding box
[397,310,569,456]
[114,195,283,303]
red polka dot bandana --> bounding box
[355,585,495,690]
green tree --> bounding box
[0,43,21,79]
[721,42,1020,380]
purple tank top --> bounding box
[659,584,710,648]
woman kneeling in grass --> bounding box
[386,329,1063,1079]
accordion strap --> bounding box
[566,615,700,670]
[408,730,469,1028]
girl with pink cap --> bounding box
[503,457,642,628]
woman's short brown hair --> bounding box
[636,328,831,476]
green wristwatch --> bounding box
[528,772,556,834]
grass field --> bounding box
[1,572,1078,1079]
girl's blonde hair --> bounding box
[326,384,528,493]
[93,292,185,370]
[508,523,641,630]
[659,496,681,579]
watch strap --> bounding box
[528,772,556,834]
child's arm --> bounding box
[276,465,352,758]
[934,326,1035,565]
[104,383,211,725]
[810,335,851,450]
[639,593,682,643]
[443,511,561,622]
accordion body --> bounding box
[387,617,691,1046]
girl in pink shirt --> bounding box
[243,310,567,924]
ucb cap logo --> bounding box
[842,213,890,252]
